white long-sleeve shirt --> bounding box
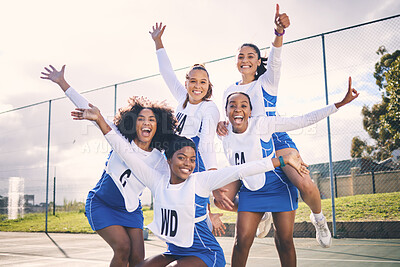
[156,48,219,170]
[223,45,282,118]
[104,128,275,246]
[65,87,169,211]
[222,104,338,190]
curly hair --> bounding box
[113,96,177,151]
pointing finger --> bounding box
[348,76,352,90]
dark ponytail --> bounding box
[240,43,268,81]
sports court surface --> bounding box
[1,232,399,266]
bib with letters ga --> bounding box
[147,176,197,247]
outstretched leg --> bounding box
[276,148,332,248]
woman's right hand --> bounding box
[213,188,235,211]
[216,121,229,136]
[283,151,309,177]
[71,103,101,122]
[71,104,112,135]
[149,22,166,48]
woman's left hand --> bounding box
[274,4,290,31]
[335,76,360,108]
[209,212,226,237]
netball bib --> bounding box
[147,177,196,247]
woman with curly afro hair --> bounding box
[41,64,177,267]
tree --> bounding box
[351,47,400,161]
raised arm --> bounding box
[256,4,290,98]
[41,65,92,108]
[272,4,290,48]
[150,23,187,101]
[41,65,119,131]
[71,105,160,190]
[261,77,360,133]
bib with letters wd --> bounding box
[147,176,196,247]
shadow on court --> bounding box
[0,232,399,266]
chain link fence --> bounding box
[1,15,399,238]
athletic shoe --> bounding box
[256,212,273,238]
[310,213,332,248]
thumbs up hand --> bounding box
[274,4,290,32]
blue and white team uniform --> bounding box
[157,48,219,172]
[222,45,297,152]
[105,130,278,267]
[65,88,169,231]
[221,104,338,212]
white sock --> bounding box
[313,211,324,221]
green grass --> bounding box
[1,192,399,233]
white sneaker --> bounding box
[310,213,332,248]
[256,212,273,238]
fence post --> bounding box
[334,174,338,198]
[371,170,376,194]
[321,34,337,237]
[45,100,52,233]
[53,166,56,216]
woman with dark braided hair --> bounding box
[40,65,176,267]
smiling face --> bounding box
[168,146,196,184]
[226,93,252,134]
[185,68,210,104]
[236,45,261,78]
[135,108,157,149]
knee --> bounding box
[274,234,294,252]
[234,232,254,252]
[297,177,319,195]
[113,240,131,260]
[129,249,144,264]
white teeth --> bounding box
[234,115,243,119]
[180,168,190,174]
[142,127,151,132]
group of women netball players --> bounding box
[41,4,359,267]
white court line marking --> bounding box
[0,252,108,264]
[248,256,400,264]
